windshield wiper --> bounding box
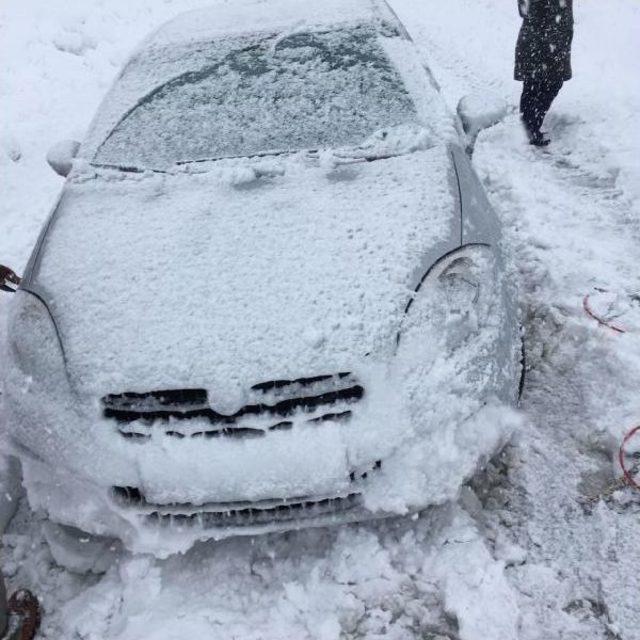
[309,124,434,166]
[175,148,296,166]
[90,162,169,175]
[307,149,407,165]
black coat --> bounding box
[515,0,574,81]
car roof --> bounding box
[144,0,399,48]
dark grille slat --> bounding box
[112,486,317,511]
[113,486,145,505]
[148,493,362,529]
[103,388,208,410]
[104,386,364,425]
[268,421,294,432]
[307,410,352,424]
[120,431,151,440]
[197,427,265,439]
[251,372,351,393]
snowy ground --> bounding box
[2,0,640,638]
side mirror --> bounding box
[457,93,509,155]
[0,264,21,293]
[46,139,81,177]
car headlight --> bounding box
[393,243,515,420]
[7,291,68,392]
[399,243,497,346]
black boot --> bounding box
[528,130,551,147]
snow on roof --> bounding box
[146,0,394,46]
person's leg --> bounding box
[520,77,549,145]
[520,74,566,146]
[519,77,539,135]
[538,77,564,127]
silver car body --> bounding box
[3,0,519,556]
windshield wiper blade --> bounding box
[339,151,403,163]
[175,148,297,166]
[90,162,169,175]
[91,145,404,175]
[306,148,406,166]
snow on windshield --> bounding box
[94,26,419,170]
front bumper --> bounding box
[8,366,408,556]
[19,453,389,557]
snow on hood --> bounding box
[33,145,458,399]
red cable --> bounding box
[619,425,640,491]
[583,294,627,334]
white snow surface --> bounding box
[37,149,455,396]
[145,0,393,45]
[1,0,640,638]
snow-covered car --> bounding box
[2,0,520,556]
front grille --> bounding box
[102,373,364,441]
[147,493,361,529]
[110,460,382,529]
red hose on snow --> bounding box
[583,294,627,334]
[619,425,640,491]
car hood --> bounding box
[32,145,459,399]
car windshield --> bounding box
[93,25,419,170]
